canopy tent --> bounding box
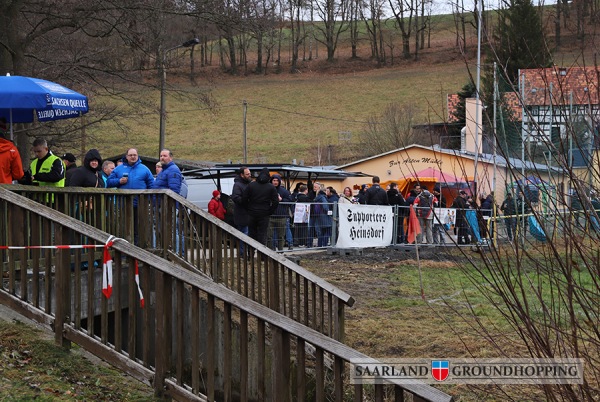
[381,167,471,207]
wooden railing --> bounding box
[4,184,353,342]
[0,187,453,402]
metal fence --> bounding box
[267,202,501,251]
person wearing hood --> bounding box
[208,190,226,220]
[242,167,279,246]
[0,118,25,184]
[68,149,103,187]
[267,173,292,251]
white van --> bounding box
[185,177,235,210]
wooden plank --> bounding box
[128,256,138,362]
[375,384,384,402]
[154,270,167,397]
[334,356,344,402]
[64,326,154,386]
[316,347,324,402]
[224,303,232,402]
[114,252,123,352]
[239,311,248,402]
[74,251,81,329]
[354,384,363,402]
[55,224,71,350]
[296,338,306,402]
[176,280,184,385]
[191,287,200,395]
[257,320,265,402]
[206,294,215,402]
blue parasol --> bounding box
[0,74,89,140]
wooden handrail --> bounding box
[2,184,354,343]
[0,187,453,402]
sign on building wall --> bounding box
[336,204,394,248]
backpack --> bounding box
[179,176,188,198]
[226,197,235,218]
[417,194,432,218]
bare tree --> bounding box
[359,103,421,156]
[312,0,349,61]
[388,0,416,59]
[361,0,386,63]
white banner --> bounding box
[433,208,457,226]
[293,203,311,224]
[336,204,394,248]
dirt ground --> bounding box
[296,247,547,401]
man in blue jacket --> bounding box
[106,148,154,191]
[152,149,182,194]
[106,148,154,245]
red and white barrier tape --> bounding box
[0,245,103,250]
[1,236,145,308]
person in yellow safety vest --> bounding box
[27,138,65,187]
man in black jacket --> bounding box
[268,174,292,251]
[365,176,388,205]
[231,166,252,236]
[452,190,470,245]
[387,182,406,243]
[68,149,102,188]
[242,167,279,246]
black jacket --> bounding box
[270,174,292,217]
[231,174,251,226]
[387,188,407,216]
[242,168,279,217]
[365,184,388,205]
[69,149,102,188]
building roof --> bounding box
[446,66,600,120]
[520,66,599,107]
[335,143,563,174]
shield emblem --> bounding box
[431,360,449,381]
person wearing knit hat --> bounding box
[208,189,225,220]
[62,152,77,186]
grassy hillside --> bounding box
[85,9,596,166]
[90,52,470,165]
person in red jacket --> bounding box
[0,118,25,184]
[208,190,226,220]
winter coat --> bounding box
[365,184,389,205]
[65,163,77,186]
[208,197,226,220]
[242,168,279,217]
[69,149,102,188]
[0,137,24,184]
[231,174,251,226]
[151,161,182,194]
[413,191,438,219]
[106,157,154,207]
[481,195,494,217]
[106,157,154,190]
[270,174,293,218]
[313,190,332,227]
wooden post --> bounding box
[54,224,72,350]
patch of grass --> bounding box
[0,321,156,401]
